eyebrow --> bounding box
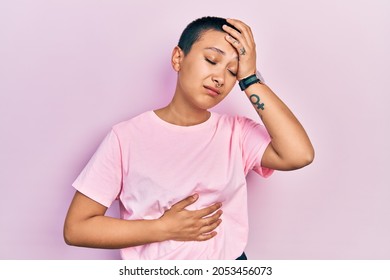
[204,47,226,55]
[204,47,238,60]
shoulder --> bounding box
[112,111,151,131]
[107,111,154,142]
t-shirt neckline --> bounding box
[149,110,216,131]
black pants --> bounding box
[235,252,247,260]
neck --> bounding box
[154,96,211,127]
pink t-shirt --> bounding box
[73,111,273,259]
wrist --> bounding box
[238,74,260,91]
[238,70,265,91]
[154,217,171,242]
[238,71,256,81]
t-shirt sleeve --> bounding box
[72,129,123,207]
[238,116,274,177]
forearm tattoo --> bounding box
[249,94,265,110]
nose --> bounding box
[212,71,225,88]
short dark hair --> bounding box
[178,16,240,55]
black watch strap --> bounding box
[238,74,260,91]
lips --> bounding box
[204,85,221,96]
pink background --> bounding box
[1,0,389,259]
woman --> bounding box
[63,16,314,260]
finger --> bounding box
[196,231,218,242]
[225,35,241,47]
[202,209,223,225]
[199,218,222,235]
[226,18,250,32]
[222,24,248,46]
[171,194,198,210]
[194,202,222,218]
[225,35,248,57]
[226,18,255,43]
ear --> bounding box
[171,46,184,72]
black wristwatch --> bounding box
[238,70,265,91]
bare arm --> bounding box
[244,83,314,170]
[63,191,222,249]
[223,19,314,170]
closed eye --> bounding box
[205,57,237,77]
[205,58,216,65]
[228,70,237,77]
